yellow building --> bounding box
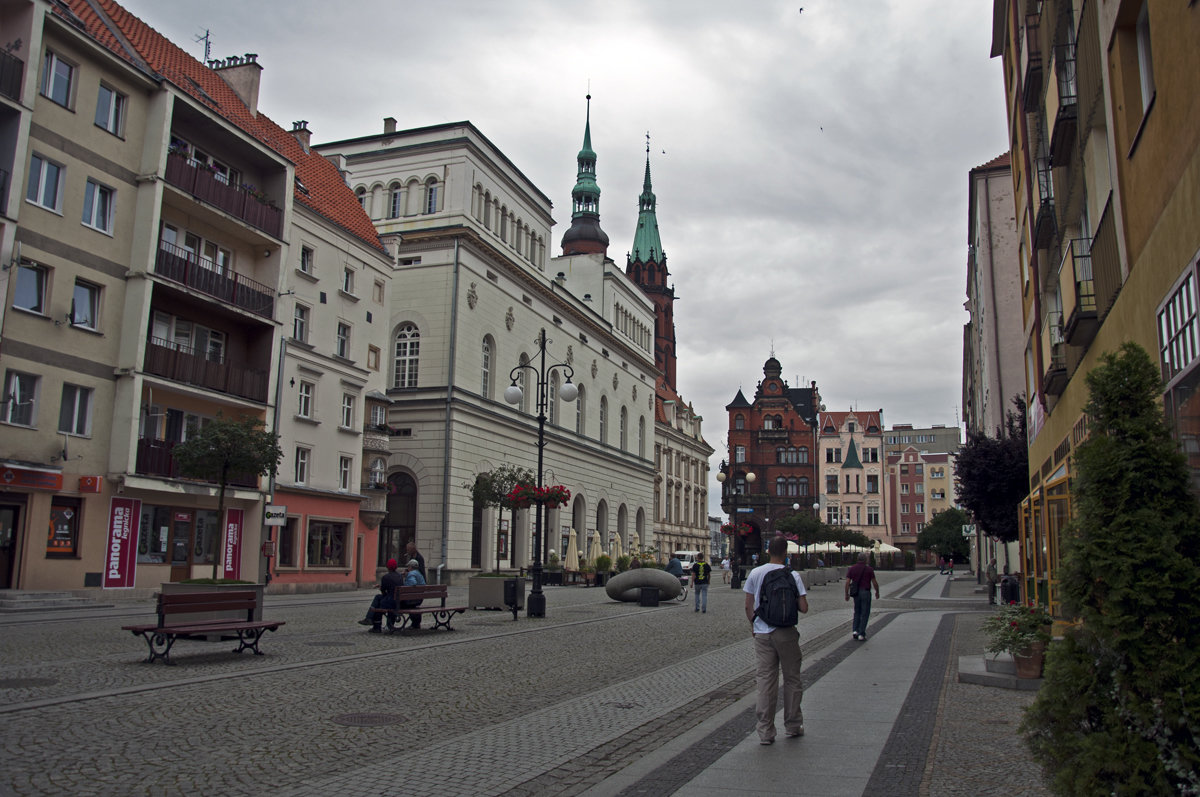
[990,0,1200,611]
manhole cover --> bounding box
[0,678,57,689]
[331,713,404,727]
[306,641,353,647]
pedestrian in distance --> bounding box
[665,553,684,578]
[721,557,731,584]
[744,535,809,745]
[947,555,954,576]
[359,558,406,632]
[397,559,427,630]
[844,552,880,641]
[692,551,711,612]
[405,540,426,581]
[939,555,947,574]
[986,557,999,605]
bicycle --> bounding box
[676,575,689,602]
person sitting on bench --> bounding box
[400,559,427,629]
[359,558,406,632]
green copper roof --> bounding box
[843,438,863,469]
[630,154,664,263]
[571,95,601,220]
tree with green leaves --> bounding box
[465,464,535,572]
[1021,342,1200,794]
[954,396,1028,570]
[170,413,283,581]
[916,507,971,563]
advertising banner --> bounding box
[222,508,244,580]
[104,497,141,589]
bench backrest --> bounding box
[156,590,258,625]
[391,584,449,606]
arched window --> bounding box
[424,178,439,214]
[369,457,386,487]
[776,476,787,496]
[599,396,608,444]
[619,406,627,450]
[735,414,745,430]
[776,446,786,463]
[764,416,776,430]
[393,323,420,388]
[355,186,367,212]
[481,337,493,399]
[638,416,646,457]
[799,446,809,464]
[388,183,403,219]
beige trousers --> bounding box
[753,626,804,741]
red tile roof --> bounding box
[60,0,385,254]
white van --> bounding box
[673,550,701,573]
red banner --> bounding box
[104,497,141,589]
[222,508,243,580]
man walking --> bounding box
[692,551,711,613]
[844,552,880,641]
[986,557,999,605]
[743,536,809,745]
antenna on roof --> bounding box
[195,29,212,63]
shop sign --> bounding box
[222,508,243,580]
[1,466,63,491]
[263,505,287,526]
[104,497,141,589]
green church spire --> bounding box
[560,94,609,255]
[630,141,664,264]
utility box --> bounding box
[639,586,660,607]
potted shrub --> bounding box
[594,554,612,586]
[543,552,563,586]
[579,561,594,586]
[981,601,1053,677]
[615,554,631,573]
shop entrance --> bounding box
[170,510,193,582]
[0,503,21,589]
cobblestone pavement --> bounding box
[0,572,1051,796]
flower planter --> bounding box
[468,576,524,610]
[542,570,563,586]
[1014,640,1046,678]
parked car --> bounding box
[673,550,701,573]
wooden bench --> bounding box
[121,590,285,665]
[369,584,467,632]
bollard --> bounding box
[503,578,520,621]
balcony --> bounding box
[1041,311,1067,396]
[1092,197,1122,320]
[1047,44,1078,166]
[757,429,789,442]
[143,337,269,402]
[154,241,274,319]
[0,48,22,102]
[136,437,259,487]
[1020,13,1043,113]
[1033,156,1056,249]
[164,154,283,239]
[1060,238,1097,347]
[362,424,391,453]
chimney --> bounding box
[211,53,263,114]
[383,117,397,135]
[291,120,311,150]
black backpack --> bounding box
[756,568,800,627]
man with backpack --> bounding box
[743,536,809,745]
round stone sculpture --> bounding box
[604,568,682,602]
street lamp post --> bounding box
[716,462,755,589]
[504,328,578,618]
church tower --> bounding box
[559,95,610,256]
[626,143,677,390]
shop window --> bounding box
[307,520,348,567]
[47,498,80,556]
[277,517,298,568]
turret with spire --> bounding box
[560,94,610,256]
[627,138,677,389]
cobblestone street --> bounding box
[0,571,1050,796]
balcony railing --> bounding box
[154,241,274,319]
[164,153,283,238]
[1042,311,1067,395]
[1060,238,1097,347]
[136,437,259,487]
[757,429,789,442]
[1047,44,1078,166]
[1034,156,1056,249]
[1092,196,1122,320]
[1020,13,1043,112]
[143,336,269,402]
[0,48,23,101]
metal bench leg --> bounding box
[232,627,268,656]
[144,631,178,665]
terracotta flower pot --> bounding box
[1014,640,1047,678]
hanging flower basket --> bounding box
[720,522,753,537]
[505,483,571,509]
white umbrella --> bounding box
[564,528,579,572]
[630,532,640,556]
[611,533,624,561]
[876,542,902,553]
[588,532,602,566]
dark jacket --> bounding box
[692,561,711,585]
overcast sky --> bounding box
[120,0,1009,517]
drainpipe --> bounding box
[260,336,287,588]
[439,238,461,583]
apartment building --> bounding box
[990,0,1200,609]
[816,410,888,544]
[0,0,387,591]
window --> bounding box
[1135,2,1155,115]
[82,180,115,233]
[340,393,355,429]
[915,502,925,514]
[370,404,386,428]
[297,381,313,418]
[826,448,841,463]
[307,520,348,567]
[763,416,776,430]
[48,498,81,557]
[901,503,909,514]
[3,370,39,426]
[335,322,351,358]
[368,345,381,371]
[293,304,310,343]
[27,154,63,211]
[389,185,403,219]
[339,456,353,491]
[826,475,839,494]
[734,444,745,464]
[14,263,47,314]
[70,280,99,329]
[866,474,879,494]
[915,464,924,475]
[341,267,355,295]
[901,483,910,494]
[599,396,608,444]
[299,246,314,275]
[619,406,628,450]
[425,180,439,214]
[902,522,911,534]
[548,375,557,426]
[734,414,745,430]
[575,386,585,435]
[393,324,420,388]
[369,457,386,486]
[867,506,880,526]
[481,338,492,398]
[294,447,310,484]
[58,383,92,436]
[277,517,298,567]
[40,51,75,106]
[916,483,924,494]
[373,280,384,303]
[94,84,125,135]
[862,447,879,463]
[639,416,645,457]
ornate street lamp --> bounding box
[716,463,755,589]
[505,328,578,618]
